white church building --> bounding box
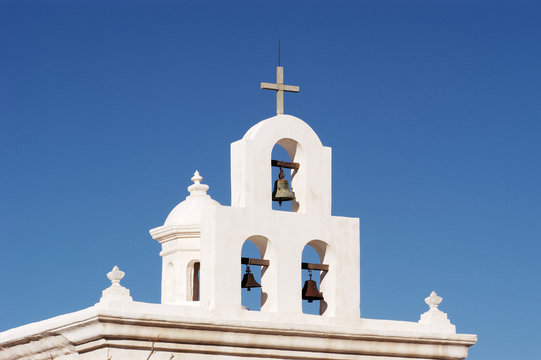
[0,67,476,360]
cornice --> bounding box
[149,225,201,244]
[0,306,477,360]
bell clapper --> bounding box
[279,168,284,206]
[246,265,252,291]
[307,269,313,302]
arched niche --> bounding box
[301,240,329,316]
[240,235,270,311]
[186,259,200,301]
[271,139,303,212]
[231,115,331,215]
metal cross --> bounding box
[261,66,300,115]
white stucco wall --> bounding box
[0,114,476,360]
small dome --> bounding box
[164,171,220,226]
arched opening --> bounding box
[241,236,269,311]
[187,260,200,301]
[301,240,328,315]
[271,139,300,212]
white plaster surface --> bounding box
[0,298,476,360]
[150,170,219,304]
[0,114,476,360]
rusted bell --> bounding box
[272,168,295,206]
[301,271,323,303]
[241,265,261,291]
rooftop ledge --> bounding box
[0,300,476,360]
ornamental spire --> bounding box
[187,170,209,196]
[418,290,455,333]
[99,265,132,303]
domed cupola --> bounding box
[164,171,220,226]
[150,171,220,304]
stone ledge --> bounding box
[1,306,477,360]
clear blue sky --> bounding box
[1,1,540,359]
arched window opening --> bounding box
[301,241,329,315]
[271,140,299,212]
[192,261,200,301]
[187,260,200,301]
[241,237,269,311]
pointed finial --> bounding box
[425,291,443,309]
[191,170,202,184]
[188,170,209,196]
[278,36,281,67]
[107,265,125,284]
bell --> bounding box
[301,271,324,303]
[272,168,295,206]
[241,265,261,291]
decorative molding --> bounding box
[150,225,201,244]
[0,311,476,360]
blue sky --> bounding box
[1,1,540,358]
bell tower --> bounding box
[152,66,360,323]
[199,111,360,323]
[0,64,477,360]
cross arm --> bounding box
[261,82,279,90]
[261,83,300,93]
[282,85,300,93]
